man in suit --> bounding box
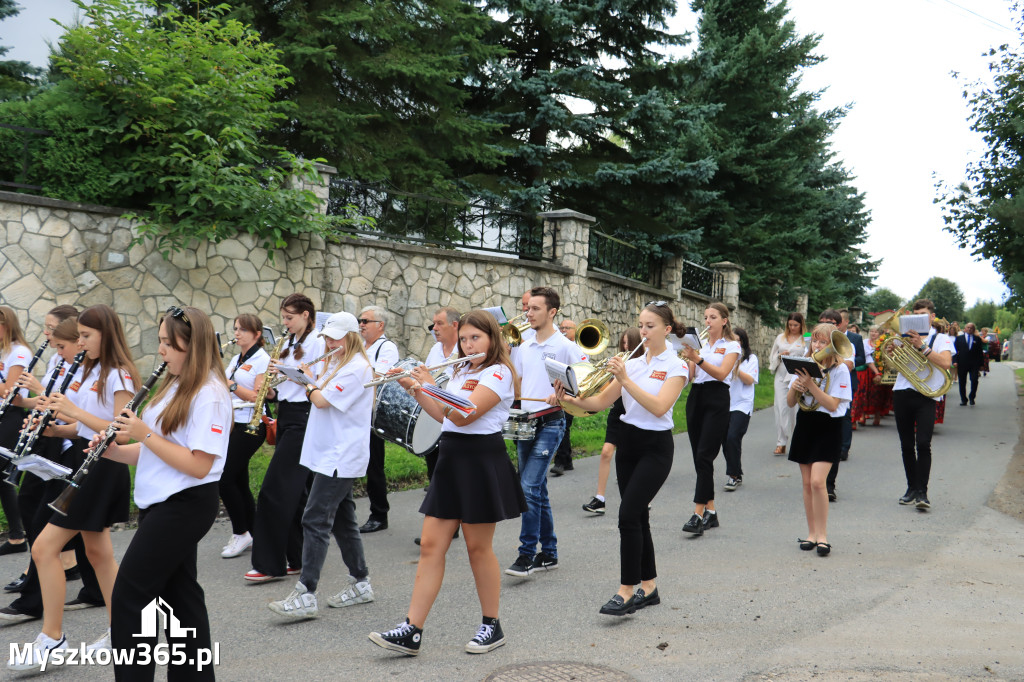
[954,322,984,406]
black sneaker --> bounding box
[465,617,505,654]
[899,489,917,505]
[828,489,837,502]
[682,514,704,535]
[529,552,558,573]
[701,510,719,529]
[599,593,637,616]
[3,573,27,593]
[915,493,931,510]
[582,497,606,514]
[634,587,660,609]
[505,554,533,577]
[724,476,741,491]
[549,464,565,477]
[369,619,422,656]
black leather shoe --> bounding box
[549,464,565,477]
[359,519,388,533]
[682,514,704,535]
[969,399,975,406]
[816,542,831,556]
[701,510,719,529]
[899,489,917,505]
[0,541,27,557]
[840,450,849,461]
[960,400,967,406]
[798,539,815,551]
[915,493,931,510]
[3,573,28,593]
[65,566,81,582]
[599,593,637,616]
[634,587,660,609]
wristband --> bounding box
[697,357,705,366]
[145,432,153,441]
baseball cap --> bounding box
[319,312,359,340]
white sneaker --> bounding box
[327,576,374,608]
[268,582,318,619]
[86,628,110,653]
[7,631,67,671]
[221,533,253,558]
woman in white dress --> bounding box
[769,312,806,455]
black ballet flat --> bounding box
[816,542,831,556]
[798,539,815,551]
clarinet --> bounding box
[49,362,168,516]
[0,339,49,420]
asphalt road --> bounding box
[2,363,1022,681]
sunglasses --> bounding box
[166,306,191,327]
[357,318,381,325]
[646,300,668,308]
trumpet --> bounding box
[363,353,487,388]
[501,312,531,347]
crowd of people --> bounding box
[0,291,998,674]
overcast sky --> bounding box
[2,0,1017,308]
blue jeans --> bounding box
[517,417,564,558]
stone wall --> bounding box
[0,191,779,373]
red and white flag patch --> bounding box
[211,424,223,434]
[335,385,344,393]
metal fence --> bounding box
[328,180,546,261]
[680,259,723,300]
[0,123,51,193]
[587,230,662,288]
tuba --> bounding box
[798,330,854,412]
[575,319,609,356]
[875,310,952,398]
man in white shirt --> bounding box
[551,319,579,476]
[505,288,588,578]
[357,305,400,533]
[419,307,460,481]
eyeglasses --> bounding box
[166,306,191,327]
[357,318,381,326]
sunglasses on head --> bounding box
[646,301,668,308]
[166,306,191,327]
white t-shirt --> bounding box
[226,346,271,423]
[75,364,136,440]
[620,348,688,431]
[693,337,742,384]
[441,363,514,435]
[513,332,588,414]
[300,356,374,478]
[729,355,760,415]
[892,330,954,401]
[276,333,326,402]
[365,336,400,374]
[789,363,852,417]
[1,343,32,399]
[134,376,232,509]
[41,360,78,453]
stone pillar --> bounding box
[537,209,594,277]
[711,261,744,310]
[291,162,337,215]
[661,254,684,300]
[849,306,863,325]
[794,290,809,320]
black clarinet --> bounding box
[50,362,168,516]
[0,339,49,420]
[2,351,87,486]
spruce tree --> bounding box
[0,0,41,101]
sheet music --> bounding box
[15,454,72,481]
[275,365,314,387]
[420,384,476,415]
[899,314,931,335]
[543,357,580,396]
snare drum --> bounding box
[372,358,443,456]
[501,409,536,441]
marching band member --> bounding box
[679,302,740,535]
[247,294,325,582]
[219,314,270,558]
[9,305,138,669]
[98,305,231,680]
[358,304,400,534]
[0,305,32,555]
[722,327,758,492]
[420,307,461,483]
[786,323,851,557]
[369,310,525,656]
[268,312,376,619]
[558,302,687,615]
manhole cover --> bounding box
[485,661,635,681]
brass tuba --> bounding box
[798,330,855,412]
[875,310,952,398]
[575,318,610,356]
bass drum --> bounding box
[371,358,443,456]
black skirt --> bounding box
[419,432,526,524]
[788,410,842,465]
[49,436,130,531]
[603,398,626,447]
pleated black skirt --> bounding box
[788,410,842,465]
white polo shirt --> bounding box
[300,356,374,478]
[788,363,852,417]
[276,333,326,403]
[513,332,588,414]
[424,341,458,382]
[134,375,232,509]
[441,363,514,435]
[620,348,688,431]
[75,364,135,440]
[226,346,271,423]
[728,355,760,415]
[1,343,32,399]
[41,360,77,453]
[365,336,400,374]
[693,338,741,384]
[892,330,954,401]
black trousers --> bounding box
[366,432,389,521]
[110,482,219,682]
[722,411,750,479]
[686,383,730,504]
[615,423,673,586]
[893,389,937,493]
[553,413,574,469]
[251,402,310,576]
[958,365,979,403]
[219,422,265,535]
[0,407,27,540]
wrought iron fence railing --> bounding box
[587,230,662,288]
[680,259,723,300]
[328,179,546,261]
[0,123,51,193]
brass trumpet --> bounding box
[501,312,531,347]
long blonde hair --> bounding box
[808,323,840,369]
[317,331,370,385]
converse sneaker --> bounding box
[465,617,505,654]
[582,496,606,514]
[724,476,741,491]
[369,619,422,656]
[529,552,558,573]
[505,554,533,577]
[327,576,374,608]
[7,631,67,671]
[86,628,111,653]
[268,582,318,619]
[221,533,253,558]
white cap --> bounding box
[319,312,359,340]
